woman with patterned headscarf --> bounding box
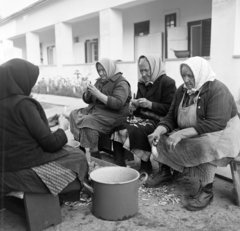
[69,58,131,159]
[147,56,240,211]
[111,55,176,171]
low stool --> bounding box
[230,154,240,206]
[2,192,62,231]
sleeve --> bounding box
[151,78,176,116]
[106,81,130,110]
[157,87,182,132]
[15,99,67,152]
[194,84,234,134]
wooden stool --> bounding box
[2,193,62,231]
[230,154,240,206]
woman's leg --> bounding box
[139,159,153,174]
[185,163,216,211]
[79,128,102,159]
[113,141,126,167]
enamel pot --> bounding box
[83,166,148,221]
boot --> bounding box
[145,164,173,188]
[138,159,153,175]
[113,141,126,167]
[185,183,213,211]
[91,151,102,160]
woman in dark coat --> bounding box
[69,58,131,159]
[0,59,88,202]
[147,56,240,211]
[111,55,176,172]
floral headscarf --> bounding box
[180,56,216,95]
[138,55,166,86]
[96,58,121,81]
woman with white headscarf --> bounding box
[69,58,131,159]
[147,56,240,211]
[111,55,176,170]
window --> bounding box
[85,38,98,63]
[134,21,150,36]
[188,19,211,57]
[47,46,55,65]
[165,13,177,58]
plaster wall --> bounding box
[122,0,212,61]
[210,0,240,100]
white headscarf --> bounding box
[138,55,166,86]
[180,56,216,95]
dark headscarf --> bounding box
[0,58,39,100]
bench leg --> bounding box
[230,162,240,206]
[24,194,62,231]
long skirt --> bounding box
[0,147,88,196]
[111,116,157,161]
[154,115,240,182]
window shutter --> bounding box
[201,19,211,57]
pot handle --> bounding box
[82,181,94,194]
[138,172,148,187]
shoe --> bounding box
[185,183,213,211]
[138,160,153,175]
[91,151,102,160]
[145,165,173,188]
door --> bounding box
[191,25,201,57]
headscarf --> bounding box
[138,55,166,86]
[0,58,39,100]
[96,58,121,81]
[180,56,216,95]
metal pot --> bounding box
[83,166,148,221]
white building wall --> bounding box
[122,0,212,61]
[210,0,240,100]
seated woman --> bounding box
[111,55,176,172]
[69,58,131,159]
[147,56,240,211]
[0,59,88,203]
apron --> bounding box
[176,90,240,167]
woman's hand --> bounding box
[58,115,69,131]
[137,98,152,109]
[148,126,167,146]
[48,114,59,127]
[129,99,138,114]
[166,131,182,150]
[87,83,101,98]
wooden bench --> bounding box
[0,193,62,231]
[230,154,240,206]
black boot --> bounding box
[185,183,213,211]
[113,141,126,167]
[145,164,173,188]
[91,151,102,160]
[138,159,153,174]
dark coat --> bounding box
[71,73,132,135]
[159,79,238,134]
[134,74,176,119]
[0,95,68,172]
